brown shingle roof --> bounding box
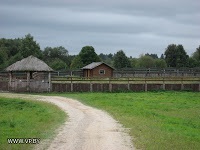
[82,62,114,70]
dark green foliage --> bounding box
[70,55,84,69]
[19,34,42,58]
[155,59,167,68]
[137,55,155,68]
[145,53,158,59]
[43,46,70,70]
[70,46,100,69]
[164,44,189,68]
[0,34,199,71]
[99,53,113,66]
[49,58,67,70]
[79,46,101,66]
[192,45,200,66]
[113,50,131,69]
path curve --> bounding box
[1,93,134,150]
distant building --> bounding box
[82,62,114,78]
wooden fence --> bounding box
[1,76,200,92]
[51,77,200,92]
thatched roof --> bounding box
[6,55,53,72]
[82,62,114,70]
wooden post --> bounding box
[8,72,12,91]
[109,78,112,92]
[70,77,73,92]
[163,78,165,90]
[199,83,200,92]
[27,71,30,92]
[145,78,147,92]
[90,80,93,92]
[127,78,130,90]
[48,72,51,92]
[181,78,184,90]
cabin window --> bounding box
[99,69,105,75]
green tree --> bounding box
[0,49,8,70]
[145,53,158,59]
[164,44,189,67]
[79,46,100,66]
[70,55,84,69]
[20,34,42,58]
[49,58,67,70]
[43,46,71,70]
[8,52,23,65]
[130,58,138,68]
[137,55,155,68]
[187,57,198,68]
[113,50,131,69]
[155,59,167,68]
[99,53,113,66]
[192,45,200,62]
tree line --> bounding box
[0,34,200,71]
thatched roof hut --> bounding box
[6,55,53,92]
[6,55,53,72]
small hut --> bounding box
[82,62,114,78]
[6,55,53,92]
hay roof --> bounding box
[6,55,53,72]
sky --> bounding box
[0,0,199,57]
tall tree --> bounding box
[145,53,158,59]
[164,44,189,67]
[70,55,84,69]
[155,59,167,68]
[70,46,100,69]
[19,34,42,58]
[43,46,69,70]
[113,50,131,69]
[79,46,100,66]
[192,45,200,62]
[137,55,155,68]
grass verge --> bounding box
[0,97,66,150]
[48,92,200,150]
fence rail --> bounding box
[51,77,200,92]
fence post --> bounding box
[109,78,112,92]
[181,77,184,90]
[90,79,93,92]
[199,83,200,92]
[8,72,12,91]
[163,77,165,90]
[70,77,73,92]
[48,72,51,92]
[127,78,130,90]
[145,78,147,92]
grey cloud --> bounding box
[0,0,199,57]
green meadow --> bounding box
[0,97,66,150]
[56,92,200,150]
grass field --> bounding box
[51,92,200,150]
[0,97,66,150]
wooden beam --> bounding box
[8,72,12,91]
[48,72,51,92]
[27,71,30,92]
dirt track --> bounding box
[1,93,134,150]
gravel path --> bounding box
[1,93,134,150]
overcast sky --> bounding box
[0,0,199,57]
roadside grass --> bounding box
[49,92,200,150]
[0,97,66,150]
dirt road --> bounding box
[1,93,134,150]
